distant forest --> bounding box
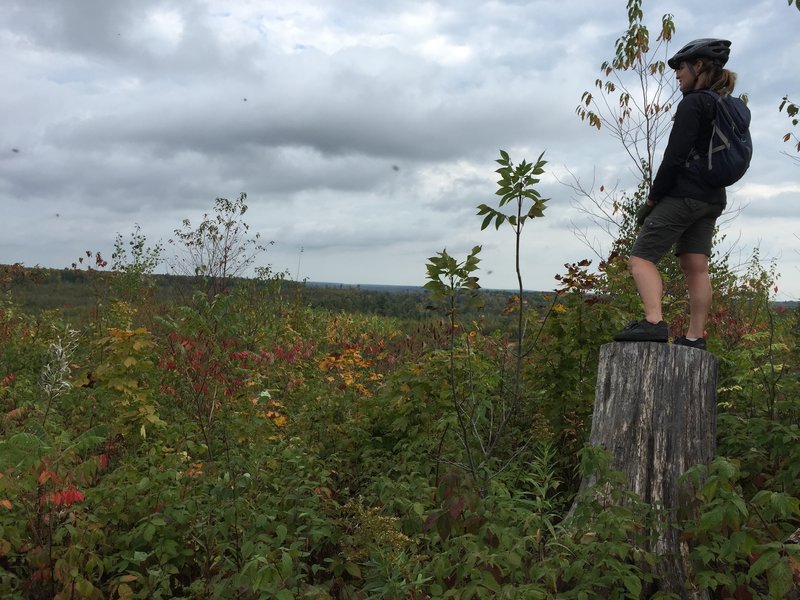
[1,264,554,328]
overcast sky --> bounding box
[2,0,799,299]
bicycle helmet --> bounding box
[668,38,731,69]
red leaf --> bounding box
[449,496,465,519]
[436,512,452,541]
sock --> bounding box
[686,337,699,341]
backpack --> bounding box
[685,90,753,188]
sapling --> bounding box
[424,149,550,494]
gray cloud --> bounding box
[1,0,798,298]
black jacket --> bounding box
[649,89,727,206]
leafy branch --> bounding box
[574,0,677,184]
[779,95,799,165]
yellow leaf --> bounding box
[118,583,134,600]
[146,413,166,426]
[123,357,137,368]
[72,373,90,388]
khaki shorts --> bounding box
[631,196,724,263]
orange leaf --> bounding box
[0,499,12,510]
[37,468,59,486]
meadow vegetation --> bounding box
[1,148,798,600]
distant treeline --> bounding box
[297,281,553,322]
[0,264,554,325]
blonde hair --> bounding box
[702,60,737,94]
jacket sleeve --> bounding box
[649,94,705,202]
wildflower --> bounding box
[39,330,79,401]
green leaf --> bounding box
[699,507,724,531]
[142,523,155,543]
[701,478,718,500]
[481,569,500,592]
[768,492,794,518]
[280,551,293,578]
[495,199,510,211]
[693,545,715,566]
[75,580,96,597]
[623,573,642,597]
[276,523,288,544]
[344,561,362,578]
[528,207,545,218]
[719,531,750,561]
[767,559,793,598]
[731,495,748,517]
[749,550,780,577]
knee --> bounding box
[629,255,654,274]
[679,254,709,278]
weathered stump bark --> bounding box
[588,342,717,598]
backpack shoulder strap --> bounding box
[697,89,722,100]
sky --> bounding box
[2,0,799,299]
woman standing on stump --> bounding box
[613,38,738,351]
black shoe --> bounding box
[612,319,668,343]
[673,336,707,350]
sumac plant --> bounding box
[157,291,262,460]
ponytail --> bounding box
[703,61,737,94]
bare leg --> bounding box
[679,253,712,338]
[629,256,663,323]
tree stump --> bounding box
[588,342,717,598]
